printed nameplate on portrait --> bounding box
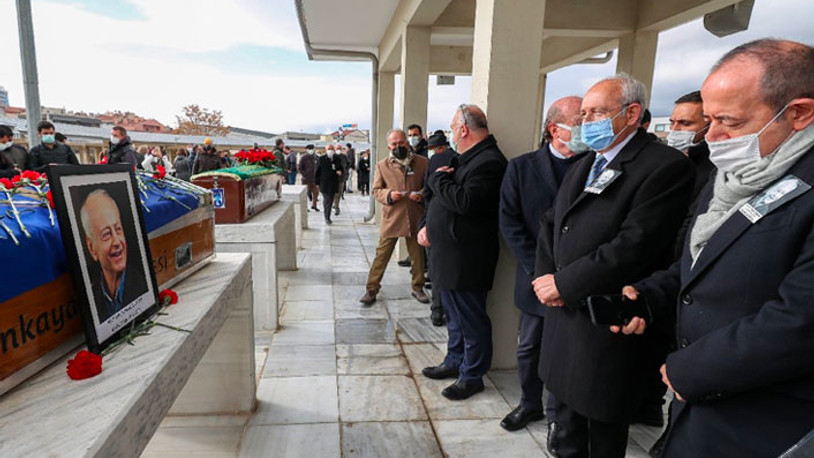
[585,169,623,194]
[739,175,810,224]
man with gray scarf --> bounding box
[620,39,814,457]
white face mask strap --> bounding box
[756,103,790,137]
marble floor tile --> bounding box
[239,423,341,458]
[336,344,410,375]
[271,322,335,346]
[402,345,511,421]
[159,414,249,428]
[433,419,544,458]
[385,299,434,319]
[331,271,368,286]
[284,284,333,302]
[335,319,397,345]
[488,370,523,406]
[251,376,339,426]
[333,284,367,301]
[331,256,370,270]
[280,300,334,323]
[341,421,442,458]
[142,425,243,458]
[338,375,427,422]
[334,300,388,320]
[264,344,337,377]
[280,270,333,287]
[396,317,448,344]
[379,284,414,300]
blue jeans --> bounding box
[287,172,297,184]
[440,288,492,385]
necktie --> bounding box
[585,154,607,187]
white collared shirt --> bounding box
[595,131,635,170]
[548,143,569,160]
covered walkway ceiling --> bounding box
[297,0,743,73]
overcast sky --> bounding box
[1,0,813,134]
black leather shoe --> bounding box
[430,309,445,327]
[421,364,458,380]
[442,380,484,400]
[500,405,545,431]
[634,404,665,427]
[547,421,560,457]
[397,258,411,267]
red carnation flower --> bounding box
[22,170,41,181]
[47,190,54,207]
[153,165,166,180]
[66,350,103,380]
[11,174,22,184]
[0,178,12,190]
[159,289,179,306]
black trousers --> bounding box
[555,402,629,458]
[518,311,557,418]
[321,191,335,222]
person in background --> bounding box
[55,133,77,160]
[641,108,661,143]
[192,141,222,175]
[357,149,370,196]
[285,146,298,184]
[108,126,139,167]
[345,143,356,193]
[174,149,192,181]
[28,121,80,172]
[0,125,28,170]
[314,144,343,225]
[419,104,507,401]
[219,150,232,168]
[333,144,349,215]
[142,146,173,172]
[498,96,588,443]
[97,150,109,164]
[298,144,320,211]
[272,139,287,176]
[407,124,429,157]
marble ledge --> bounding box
[215,200,296,244]
[0,253,253,458]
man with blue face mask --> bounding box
[27,121,79,172]
[497,96,586,442]
[533,75,694,457]
[622,38,814,458]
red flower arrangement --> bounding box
[0,177,12,190]
[159,289,179,306]
[234,148,278,169]
[153,165,167,180]
[66,350,103,380]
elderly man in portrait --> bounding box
[533,75,694,457]
[418,105,507,401]
[81,189,142,322]
[624,39,814,458]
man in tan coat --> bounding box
[359,129,430,306]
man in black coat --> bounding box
[498,96,588,436]
[418,104,507,401]
[314,147,343,225]
[28,121,80,172]
[333,145,349,215]
[107,126,139,167]
[0,125,28,170]
[408,123,429,158]
[533,75,694,457]
[423,131,457,326]
[621,39,814,458]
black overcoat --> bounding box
[424,135,507,291]
[314,154,342,194]
[534,129,694,422]
[635,145,814,458]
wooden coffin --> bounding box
[0,190,215,395]
[192,171,283,224]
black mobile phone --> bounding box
[586,294,652,327]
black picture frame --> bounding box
[47,164,159,354]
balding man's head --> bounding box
[81,189,128,279]
[544,96,583,140]
[449,104,489,154]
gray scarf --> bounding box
[689,123,814,264]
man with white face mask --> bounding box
[0,125,28,171]
[407,124,428,158]
[622,39,814,458]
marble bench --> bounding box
[0,253,256,458]
[215,200,297,331]
[282,184,308,250]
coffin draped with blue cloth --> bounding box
[0,172,215,395]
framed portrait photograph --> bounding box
[48,164,159,353]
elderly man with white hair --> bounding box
[532,74,694,457]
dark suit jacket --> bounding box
[422,147,457,211]
[635,145,814,457]
[535,129,694,422]
[314,154,342,194]
[425,135,507,291]
[499,144,580,316]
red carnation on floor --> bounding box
[66,350,103,380]
[159,289,179,306]
[153,165,166,180]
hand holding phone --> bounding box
[586,294,652,330]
